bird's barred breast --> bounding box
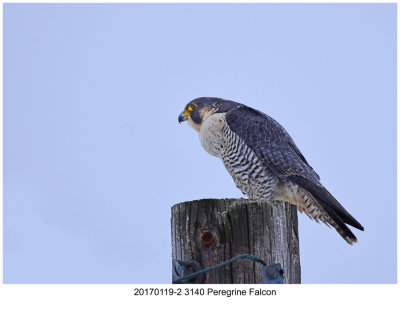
[220,123,279,199]
[198,113,278,199]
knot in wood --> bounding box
[201,231,214,246]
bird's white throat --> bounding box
[198,113,226,158]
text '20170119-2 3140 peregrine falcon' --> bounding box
[178,97,364,245]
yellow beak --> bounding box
[178,110,190,123]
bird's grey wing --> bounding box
[225,105,320,182]
[225,105,364,234]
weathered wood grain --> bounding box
[171,198,301,284]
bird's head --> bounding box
[178,97,241,131]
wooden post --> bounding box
[171,198,301,284]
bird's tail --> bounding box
[291,177,364,245]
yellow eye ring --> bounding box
[187,104,198,112]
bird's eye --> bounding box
[187,104,198,112]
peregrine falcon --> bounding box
[178,97,364,244]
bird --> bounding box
[178,97,364,244]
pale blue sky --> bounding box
[4,3,396,283]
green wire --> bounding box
[173,254,267,284]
